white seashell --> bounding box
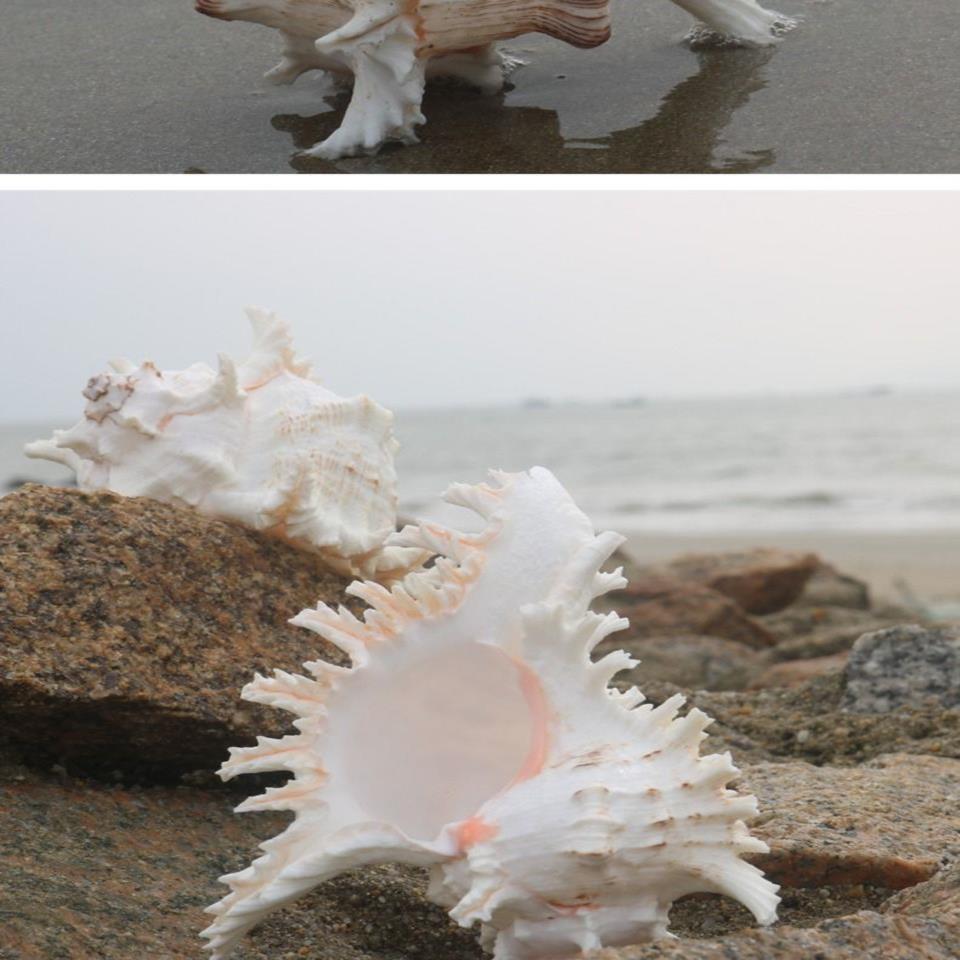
[202,467,779,959]
[195,0,792,159]
[26,309,421,578]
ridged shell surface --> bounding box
[26,310,415,577]
[202,467,779,958]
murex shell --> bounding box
[26,310,416,577]
[196,0,792,159]
[203,467,779,958]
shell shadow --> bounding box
[273,44,777,173]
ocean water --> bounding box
[5,392,960,535]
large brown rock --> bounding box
[613,575,775,650]
[0,485,361,780]
[745,753,960,888]
[646,549,819,616]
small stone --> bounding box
[842,625,960,714]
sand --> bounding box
[624,530,960,606]
[3,0,960,173]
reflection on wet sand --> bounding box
[275,45,776,174]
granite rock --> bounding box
[842,625,960,714]
[0,485,361,780]
[745,753,960,888]
[0,761,481,960]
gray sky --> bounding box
[1,190,957,423]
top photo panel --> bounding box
[3,0,958,174]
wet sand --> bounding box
[2,0,959,173]
[624,529,960,607]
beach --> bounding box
[3,0,960,173]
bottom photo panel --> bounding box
[1,188,958,960]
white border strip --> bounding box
[3,174,960,191]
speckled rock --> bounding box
[745,753,960,888]
[592,910,959,960]
[793,562,871,610]
[612,575,775,650]
[842,625,960,714]
[4,753,956,960]
[748,652,849,690]
[602,634,762,691]
[0,485,361,780]
[644,549,819,615]
[0,760,482,960]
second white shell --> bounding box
[26,310,418,577]
[203,466,779,959]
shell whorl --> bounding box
[202,467,779,959]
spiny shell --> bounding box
[203,467,779,959]
[26,310,420,578]
[195,0,791,159]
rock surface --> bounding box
[842,624,960,713]
[0,485,360,780]
[0,759,482,960]
[594,909,960,960]
[646,549,819,615]
[745,753,960,888]
[4,753,956,960]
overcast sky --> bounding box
[1,190,957,423]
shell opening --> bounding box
[330,640,544,842]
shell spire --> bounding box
[203,467,779,959]
[25,310,422,578]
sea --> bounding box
[6,391,959,537]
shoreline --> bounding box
[623,529,960,604]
